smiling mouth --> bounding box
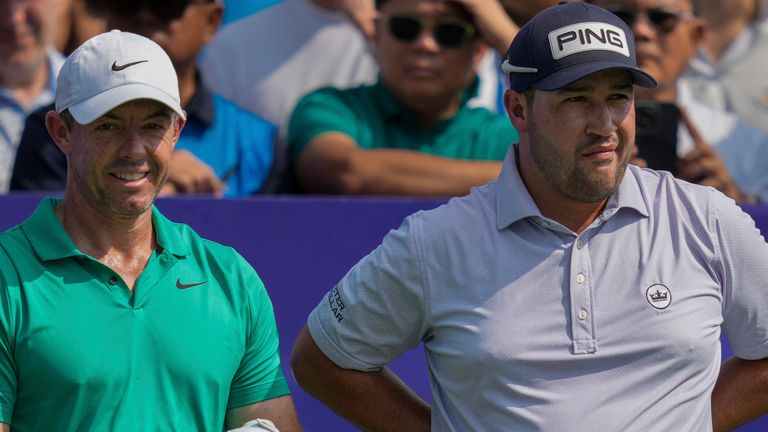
[112,172,148,181]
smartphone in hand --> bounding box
[635,100,680,175]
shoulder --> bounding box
[461,106,519,139]
[212,95,276,135]
[291,84,375,124]
[405,182,498,245]
[628,165,745,231]
[159,218,252,271]
[298,84,374,107]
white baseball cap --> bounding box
[55,30,186,125]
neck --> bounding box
[56,194,156,272]
[411,102,461,128]
[0,55,50,107]
[516,144,608,234]
[175,63,198,107]
[703,19,751,62]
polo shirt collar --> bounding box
[374,75,481,123]
[184,71,214,127]
[22,197,191,262]
[496,146,650,230]
[496,145,545,230]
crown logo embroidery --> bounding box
[646,284,671,310]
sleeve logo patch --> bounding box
[548,22,629,60]
[328,286,346,322]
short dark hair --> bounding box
[523,88,535,106]
[60,109,75,130]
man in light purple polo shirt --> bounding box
[291,3,768,431]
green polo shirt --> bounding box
[0,198,290,431]
[287,78,518,163]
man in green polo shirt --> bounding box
[0,31,301,431]
[287,0,520,196]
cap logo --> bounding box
[548,22,629,60]
[111,60,148,72]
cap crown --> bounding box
[55,30,185,124]
[503,3,656,92]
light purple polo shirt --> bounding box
[308,146,768,431]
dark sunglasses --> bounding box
[609,8,694,34]
[385,15,476,49]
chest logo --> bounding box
[176,278,206,290]
[646,284,671,309]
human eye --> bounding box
[143,121,170,131]
[94,122,118,131]
[565,95,588,103]
[611,93,631,100]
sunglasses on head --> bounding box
[609,8,694,34]
[385,15,476,49]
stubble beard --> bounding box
[528,116,630,203]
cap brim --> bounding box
[532,60,657,91]
[66,83,186,125]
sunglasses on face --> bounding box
[384,15,476,49]
[609,8,694,34]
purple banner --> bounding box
[1,194,767,431]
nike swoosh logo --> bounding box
[176,278,206,290]
[111,60,148,71]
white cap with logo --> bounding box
[55,30,186,125]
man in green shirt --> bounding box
[0,31,301,431]
[287,0,520,196]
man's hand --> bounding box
[334,0,378,39]
[452,0,519,53]
[160,149,223,197]
[675,108,746,202]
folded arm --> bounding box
[296,132,502,196]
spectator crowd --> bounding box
[2,0,765,202]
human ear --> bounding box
[504,88,529,133]
[45,110,73,155]
[202,2,224,44]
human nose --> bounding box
[119,130,149,160]
[2,0,28,25]
[629,11,658,42]
[585,102,617,138]
[412,24,440,53]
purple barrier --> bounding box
[1,194,767,431]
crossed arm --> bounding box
[290,326,430,432]
[296,132,502,196]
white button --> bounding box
[576,274,585,284]
[578,310,588,320]
[576,240,584,250]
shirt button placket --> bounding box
[570,236,595,354]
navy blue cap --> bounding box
[502,2,657,92]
